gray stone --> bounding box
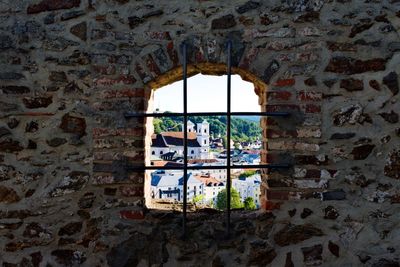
[0,72,24,80]
[236,1,261,14]
[0,101,18,112]
[43,36,79,51]
[93,42,116,51]
[61,10,85,21]
[212,15,236,30]
[0,127,11,138]
[70,22,87,41]
[388,42,400,52]
[330,133,356,139]
[47,138,67,147]
[48,171,89,197]
[322,190,346,201]
[0,35,13,50]
[383,72,399,96]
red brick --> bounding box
[91,100,144,112]
[94,76,136,86]
[119,210,145,220]
[304,104,321,113]
[93,138,144,149]
[266,117,278,126]
[262,200,281,210]
[100,88,144,99]
[266,104,299,113]
[145,31,171,41]
[267,91,292,101]
[143,55,161,76]
[167,42,179,68]
[92,173,144,185]
[297,91,322,101]
[27,0,80,14]
[119,186,144,197]
[94,151,144,161]
[266,189,289,200]
[304,169,321,178]
[92,65,116,75]
[266,129,297,138]
[240,47,259,70]
[92,128,143,138]
[273,78,295,87]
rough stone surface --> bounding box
[274,224,323,246]
[379,111,399,124]
[385,150,400,179]
[325,57,387,74]
[59,113,86,136]
[23,96,53,109]
[382,72,399,95]
[70,22,87,41]
[27,0,81,14]
[0,186,20,203]
[211,15,237,30]
[340,78,363,91]
[0,1,398,265]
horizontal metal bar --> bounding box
[124,112,290,118]
[126,163,290,171]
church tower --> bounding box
[197,120,210,159]
[182,120,195,133]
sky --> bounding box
[153,74,261,113]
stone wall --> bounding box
[1,0,400,266]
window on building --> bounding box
[152,151,155,155]
[191,150,194,154]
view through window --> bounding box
[149,74,263,210]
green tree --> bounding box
[239,170,257,179]
[153,115,261,141]
[153,118,163,134]
[216,188,243,210]
[244,197,257,210]
[222,136,228,149]
[192,194,204,205]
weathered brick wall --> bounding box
[1,0,400,266]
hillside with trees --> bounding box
[153,115,261,142]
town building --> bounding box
[232,174,261,208]
[150,171,204,202]
[151,120,210,159]
[194,174,225,206]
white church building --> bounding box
[151,120,210,159]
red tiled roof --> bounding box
[151,132,201,147]
[194,174,223,186]
[188,159,218,164]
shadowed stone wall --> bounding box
[1,0,400,266]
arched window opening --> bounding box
[146,74,262,211]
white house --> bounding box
[232,174,261,208]
[150,171,204,202]
[151,120,210,159]
[188,158,227,181]
[194,174,225,206]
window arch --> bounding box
[125,57,291,234]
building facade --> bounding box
[151,120,210,159]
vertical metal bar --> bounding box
[226,40,232,236]
[182,42,188,238]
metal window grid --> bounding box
[125,41,291,238]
